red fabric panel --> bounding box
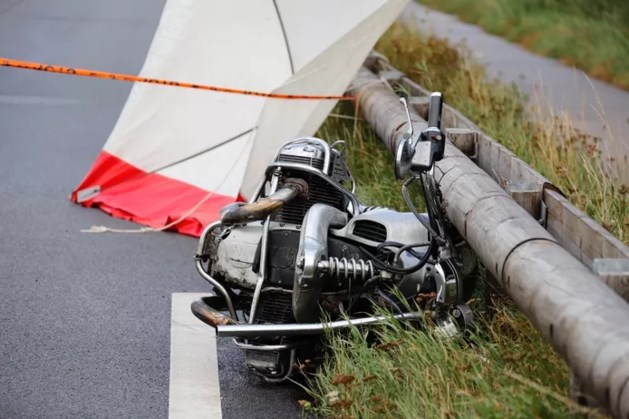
[71,151,238,237]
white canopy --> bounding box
[73,0,408,236]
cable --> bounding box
[376,241,427,259]
[420,173,444,235]
[402,176,439,238]
[393,242,430,264]
[360,239,436,275]
[376,241,430,263]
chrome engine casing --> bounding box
[208,208,431,291]
[202,136,360,291]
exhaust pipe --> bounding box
[220,178,307,224]
[191,296,423,337]
[191,297,237,326]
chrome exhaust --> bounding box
[220,178,308,224]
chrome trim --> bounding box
[195,259,238,320]
[260,287,292,294]
[434,262,446,303]
[248,171,278,324]
[232,338,293,351]
[271,137,331,174]
[248,218,268,324]
[215,312,423,337]
[293,204,348,322]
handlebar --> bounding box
[394,91,445,179]
[427,92,443,130]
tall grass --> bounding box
[303,308,605,418]
[319,107,406,211]
[418,0,629,89]
[304,23,626,417]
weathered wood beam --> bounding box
[370,55,629,279]
[593,259,629,302]
[349,66,629,418]
[544,188,629,271]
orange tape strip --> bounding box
[0,57,355,101]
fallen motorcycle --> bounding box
[191,92,477,382]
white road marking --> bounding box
[0,95,80,105]
[169,293,222,419]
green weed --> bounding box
[417,0,629,89]
[304,306,604,418]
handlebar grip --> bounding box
[427,92,443,130]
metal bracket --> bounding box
[539,199,548,228]
[363,51,388,71]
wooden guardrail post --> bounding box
[349,67,629,417]
[593,259,629,302]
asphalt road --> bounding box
[0,1,301,418]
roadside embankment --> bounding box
[403,2,629,182]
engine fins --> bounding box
[317,257,375,283]
[255,291,295,324]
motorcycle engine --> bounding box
[199,138,452,321]
[196,137,473,380]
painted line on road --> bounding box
[169,293,222,419]
[0,94,80,105]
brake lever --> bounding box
[394,92,446,179]
[394,97,418,179]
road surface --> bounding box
[0,1,302,417]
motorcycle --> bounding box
[191,92,477,382]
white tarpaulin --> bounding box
[73,0,408,236]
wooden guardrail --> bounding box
[350,55,629,417]
[364,53,629,301]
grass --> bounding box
[304,22,627,417]
[302,307,601,418]
[320,108,407,212]
[417,0,629,90]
